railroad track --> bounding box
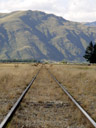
[0,65,96,128]
[0,67,41,128]
[47,67,96,128]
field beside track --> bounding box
[0,63,95,128]
[0,63,41,123]
[48,63,96,121]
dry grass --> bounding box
[0,63,41,122]
[48,64,96,121]
[8,66,92,128]
[0,63,95,127]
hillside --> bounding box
[84,21,96,27]
[0,10,96,62]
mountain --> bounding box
[84,21,96,27]
[0,10,96,62]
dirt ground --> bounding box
[8,65,93,128]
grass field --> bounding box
[7,65,92,128]
[0,63,41,122]
[0,63,95,127]
[48,64,96,121]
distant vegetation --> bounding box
[0,59,40,63]
[83,41,96,63]
[60,60,67,64]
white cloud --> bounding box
[0,0,96,22]
[65,0,96,22]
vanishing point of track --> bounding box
[0,65,96,128]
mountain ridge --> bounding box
[84,21,96,27]
[0,10,96,62]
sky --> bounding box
[0,0,96,22]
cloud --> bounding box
[65,0,96,22]
[0,0,96,22]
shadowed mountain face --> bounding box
[0,10,96,62]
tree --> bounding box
[83,41,96,63]
[92,44,96,62]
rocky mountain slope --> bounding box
[0,10,96,62]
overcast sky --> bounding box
[0,0,96,22]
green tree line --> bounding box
[0,59,40,63]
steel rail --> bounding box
[47,68,96,128]
[0,68,41,128]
